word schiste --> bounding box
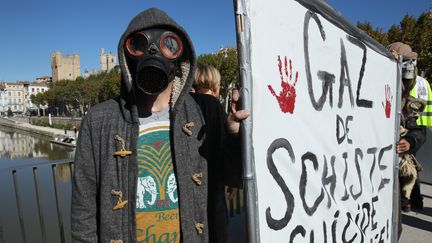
[260,8,396,243]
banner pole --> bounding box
[233,0,260,242]
[391,57,403,243]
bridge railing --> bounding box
[0,160,244,243]
[0,160,73,243]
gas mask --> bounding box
[401,59,416,80]
[125,28,183,95]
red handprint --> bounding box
[382,84,392,118]
[267,55,299,114]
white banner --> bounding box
[248,0,398,242]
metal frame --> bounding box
[233,1,260,243]
[391,58,403,243]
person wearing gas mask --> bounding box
[71,8,248,243]
[387,42,426,215]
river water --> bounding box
[0,126,75,169]
[0,126,74,243]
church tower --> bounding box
[100,48,117,72]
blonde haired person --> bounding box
[193,64,221,97]
[193,64,241,202]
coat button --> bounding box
[109,240,123,243]
[195,223,205,234]
[191,172,203,186]
[182,122,194,136]
[111,189,128,210]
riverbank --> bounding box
[0,117,77,138]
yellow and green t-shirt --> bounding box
[136,119,180,243]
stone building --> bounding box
[50,51,80,82]
[100,48,117,72]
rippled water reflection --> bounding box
[0,126,75,169]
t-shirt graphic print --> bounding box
[136,121,180,243]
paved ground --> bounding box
[228,213,247,243]
[0,117,76,137]
[399,183,432,243]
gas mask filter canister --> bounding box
[125,28,183,95]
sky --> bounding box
[0,0,430,82]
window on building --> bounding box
[37,88,40,92]
[32,88,35,92]
[42,88,45,92]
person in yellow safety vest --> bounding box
[410,75,432,127]
[408,74,431,214]
[388,42,427,240]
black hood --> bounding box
[118,8,196,110]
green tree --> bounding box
[197,48,239,100]
[97,69,121,102]
[357,21,388,46]
[7,108,13,117]
[35,70,121,117]
[30,93,46,116]
[387,24,402,44]
[414,11,432,78]
[357,9,432,81]
[399,15,417,46]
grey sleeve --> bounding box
[71,116,99,242]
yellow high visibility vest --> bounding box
[409,76,432,127]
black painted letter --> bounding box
[266,138,296,230]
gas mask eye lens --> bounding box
[160,32,183,59]
[125,32,148,57]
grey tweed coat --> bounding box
[71,8,241,243]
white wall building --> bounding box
[0,81,49,115]
[4,82,25,114]
[27,82,49,115]
[0,83,6,115]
